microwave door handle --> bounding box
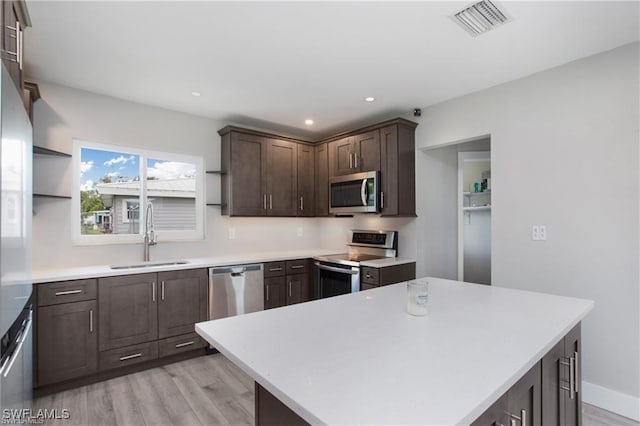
[361,178,368,206]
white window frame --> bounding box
[72,139,205,245]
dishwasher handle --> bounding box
[210,264,263,275]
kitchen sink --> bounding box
[110,260,189,270]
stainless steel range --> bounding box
[314,230,398,299]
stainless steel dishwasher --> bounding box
[208,264,264,320]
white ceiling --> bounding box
[24,1,639,139]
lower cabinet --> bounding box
[35,269,208,390]
[361,262,416,290]
[473,324,582,426]
[264,259,312,309]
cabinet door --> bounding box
[353,130,380,172]
[329,136,355,176]
[315,143,329,216]
[264,276,286,310]
[564,323,582,426]
[542,339,565,426]
[37,301,97,386]
[157,269,208,339]
[98,273,158,351]
[471,394,508,426]
[267,139,297,216]
[285,273,310,305]
[379,125,399,215]
[230,132,267,216]
[507,361,542,426]
[2,1,21,91]
[296,143,315,217]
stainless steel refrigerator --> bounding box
[0,62,33,414]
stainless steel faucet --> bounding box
[143,201,156,262]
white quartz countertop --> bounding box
[359,256,415,267]
[31,249,338,283]
[196,278,593,425]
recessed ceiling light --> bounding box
[191,91,201,97]
[305,119,314,125]
[364,97,375,102]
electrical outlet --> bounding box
[228,227,236,240]
[531,225,539,241]
[297,227,303,237]
[539,225,547,241]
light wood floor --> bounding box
[35,353,638,426]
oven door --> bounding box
[314,262,360,299]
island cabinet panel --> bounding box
[507,361,542,426]
[157,269,208,339]
[361,262,416,289]
[314,143,329,216]
[542,323,582,426]
[36,300,97,386]
[471,394,508,426]
[256,383,308,426]
[98,273,158,351]
[267,139,298,216]
[297,144,315,217]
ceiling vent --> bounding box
[452,0,509,37]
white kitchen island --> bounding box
[195,278,593,425]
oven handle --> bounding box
[314,262,359,275]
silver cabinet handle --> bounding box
[89,309,94,333]
[569,354,576,398]
[269,267,283,272]
[354,153,359,169]
[300,196,304,211]
[161,281,165,301]
[381,191,385,209]
[3,22,19,66]
[349,153,353,169]
[574,350,579,395]
[175,341,195,348]
[55,289,82,296]
[290,265,304,269]
[288,281,292,297]
[269,194,273,210]
[17,21,22,70]
[119,353,142,361]
[263,194,267,210]
[365,274,372,279]
[507,409,526,426]
[361,178,368,206]
[266,285,270,301]
[152,282,156,302]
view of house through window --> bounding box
[76,142,202,243]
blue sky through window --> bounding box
[80,148,139,191]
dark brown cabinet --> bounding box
[264,259,312,309]
[220,128,298,216]
[542,323,582,426]
[297,143,315,217]
[37,299,97,386]
[315,142,329,216]
[157,269,208,339]
[328,131,380,177]
[361,262,416,290]
[1,1,29,92]
[98,273,158,351]
[379,122,417,216]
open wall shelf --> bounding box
[33,146,71,157]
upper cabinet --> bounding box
[1,1,30,92]
[220,127,299,217]
[328,130,381,177]
[217,118,417,218]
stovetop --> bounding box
[314,230,399,267]
[314,253,387,267]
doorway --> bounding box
[458,151,491,284]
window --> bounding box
[73,140,204,244]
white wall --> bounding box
[32,82,323,268]
[410,43,640,419]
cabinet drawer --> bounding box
[361,283,378,291]
[37,279,97,306]
[361,267,380,285]
[99,341,158,371]
[286,259,310,275]
[158,333,207,358]
[264,261,286,277]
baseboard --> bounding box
[582,380,640,422]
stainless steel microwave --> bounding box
[329,171,379,214]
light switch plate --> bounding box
[228,227,236,240]
[297,227,303,237]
